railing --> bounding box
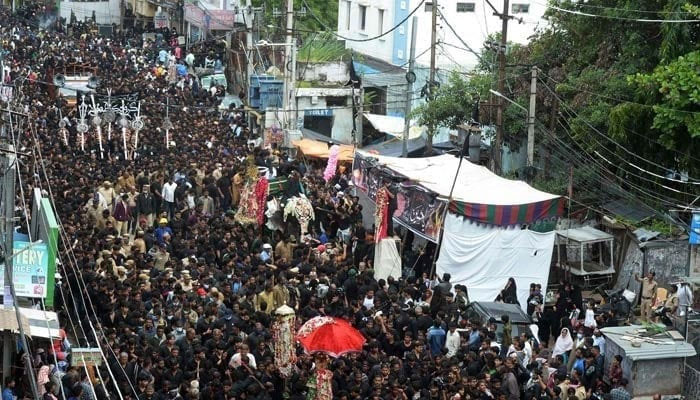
[59,63,98,77]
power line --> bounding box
[538,77,700,185]
[538,1,700,23]
[549,0,698,16]
[302,0,425,42]
[437,11,486,64]
[537,68,700,115]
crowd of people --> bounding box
[0,3,658,400]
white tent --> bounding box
[356,151,559,206]
[355,151,561,309]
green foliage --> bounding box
[297,33,348,63]
[631,51,700,141]
[410,73,478,152]
[251,0,338,40]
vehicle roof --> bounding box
[466,302,531,325]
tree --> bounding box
[630,51,700,173]
[410,73,477,154]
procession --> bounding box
[1,2,699,400]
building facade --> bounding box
[59,0,122,26]
[336,0,546,69]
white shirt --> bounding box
[229,353,257,369]
[522,340,532,365]
[162,182,177,203]
[362,296,375,310]
[446,330,461,358]
[593,335,606,356]
[584,308,597,328]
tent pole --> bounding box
[430,131,472,279]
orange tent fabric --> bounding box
[293,139,355,162]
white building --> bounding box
[336,0,546,69]
[59,0,122,26]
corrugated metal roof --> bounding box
[362,136,426,157]
[601,325,697,361]
[602,199,655,223]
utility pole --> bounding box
[1,110,39,400]
[283,0,296,131]
[489,0,514,175]
[402,16,418,158]
[428,0,438,92]
[527,66,537,167]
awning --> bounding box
[362,136,426,157]
[0,306,61,339]
[293,138,354,162]
[363,113,424,140]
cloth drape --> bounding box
[436,213,555,308]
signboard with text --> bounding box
[184,4,236,31]
[0,241,49,298]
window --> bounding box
[345,1,351,30]
[425,2,433,12]
[359,5,367,30]
[378,9,384,35]
[399,25,405,35]
[326,96,347,107]
[456,2,475,12]
[400,0,406,10]
[397,49,404,59]
[512,3,529,13]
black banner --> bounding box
[352,152,445,242]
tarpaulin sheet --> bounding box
[293,139,354,161]
[374,238,402,281]
[436,213,555,309]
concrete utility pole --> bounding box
[1,110,39,400]
[428,0,438,94]
[494,0,509,174]
[283,0,296,131]
[527,66,537,167]
[402,16,418,158]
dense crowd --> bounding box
[0,4,649,400]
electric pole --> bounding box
[1,109,40,400]
[494,0,509,174]
[527,66,537,167]
[484,0,518,173]
[428,0,438,92]
[283,0,297,132]
[402,16,418,158]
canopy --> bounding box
[363,113,424,140]
[293,139,354,162]
[0,306,61,339]
[356,151,563,225]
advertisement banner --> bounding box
[0,241,49,298]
